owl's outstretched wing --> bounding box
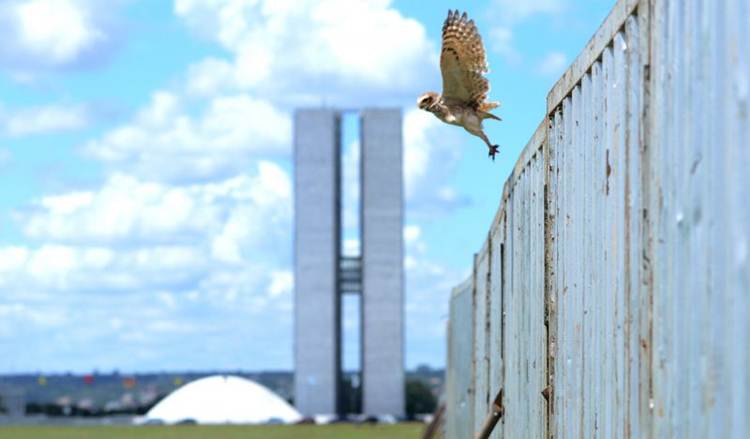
[439,10,493,109]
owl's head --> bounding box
[417,92,439,111]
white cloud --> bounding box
[15,0,105,64]
[0,0,120,75]
[0,0,476,372]
[83,92,291,182]
[1,103,89,137]
[536,51,568,76]
[175,0,439,106]
[0,303,67,334]
[209,162,292,263]
[404,224,427,255]
[0,159,295,371]
[81,0,461,206]
[0,243,205,293]
[401,222,468,367]
[403,109,470,216]
[488,0,566,67]
[0,246,30,274]
[23,175,205,244]
[405,256,463,357]
[22,162,291,250]
[403,112,432,197]
[489,26,521,65]
[267,270,293,298]
[403,225,421,245]
[185,57,236,98]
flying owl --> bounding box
[417,10,501,160]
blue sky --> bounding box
[0,0,613,373]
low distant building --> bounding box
[136,375,301,425]
[0,386,26,417]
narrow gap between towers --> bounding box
[339,112,362,415]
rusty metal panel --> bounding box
[529,145,547,438]
[488,212,505,439]
[547,107,562,437]
[473,241,491,432]
[649,0,750,437]
[507,163,523,438]
[542,6,648,438]
[623,15,649,437]
[445,277,475,439]
[590,57,606,437]
[549,105,564,437]
[445,0,749,437]
[580,57,597,436]
[545,8,649,435]
[500,138,547,439]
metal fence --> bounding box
[443,0,749,437]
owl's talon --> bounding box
[488,145,499,161]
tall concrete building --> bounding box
[294,108,404,417]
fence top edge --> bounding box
[546,0,640,113]
[450,118,545,295]
[477,235,490,262]
[488,118,546,233]
[450,276,474,300]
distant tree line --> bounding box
[24,394,165,417]
[336,376,437,419]
[405,379,437,418]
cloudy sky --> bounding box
[0,0,613,373]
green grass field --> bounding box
[0,424,423,439]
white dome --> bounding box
[140,375,301,425]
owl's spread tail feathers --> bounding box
[479,101,500,112]
[480,110,502,121]
[479,101,501,121]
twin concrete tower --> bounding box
[293,109,404,417]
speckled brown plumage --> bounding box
[417,10,502,160]
[440,10,497,111]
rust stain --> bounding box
[605,149,612,195]
[541,386,552,401]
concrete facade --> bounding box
[293,108,404,417]
[293,109,341,416]
[360,110,405,417]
